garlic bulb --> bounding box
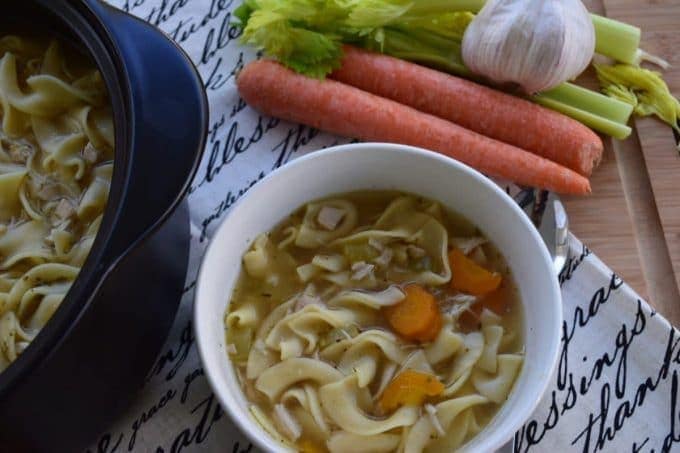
[462,0,595,94]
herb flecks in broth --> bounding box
[0,35,113,371]
[225,192,523,453]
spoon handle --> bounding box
[517,189,571,276]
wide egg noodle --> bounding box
[242,233,272,279]
[0,220,52,270]
[320,329,407,365]
[337,346,380,388]
[318,375,419,436]
[327,432,401,453]
[281,384,330,436]
[404,395,489,453]
[0,168,27,219]
[335,196,451,285]
[327,286,405,310]
[471,354,524,403]
[249,404,296,450]
[77,163,112,220]
[424,318,464,365]
[444,331,485,395]
[225,296,262,330]
[0,311,34,365]
[246,338,278,380]
[2,263,79,316]
[477,325,504,373]
[255,357,344,401]
[0,52,100,117]
[311,254,347,273]
[65,215,103,267]
[425,407,482,452]
[265,304,362,356]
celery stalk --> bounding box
[376,27,471,76]
[540,83,633,125]
[591,14,641,65]
[406,0,485,16]
[532,94,632,139]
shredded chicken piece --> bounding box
[15,341,30,355]
[451,237,487,255]
[253,339,267,353]
[447,293,478,305]
[8,142,32,163]
[82,142,99,164]
[303,282,317,295]
[274,404,301,441]
[36,179,61,201]
[393,245,409,265]
[442,294,477,317]
[368,238,385,252]
[470,246,488,266]
[373,248,393,267]
[406,245,426,259]
[425,404,446,437]
[226,343,238,355]
[316,206,345,230]
[265,273,280,287]
[53,198,76,222]
[351,261,375,281]
[294,293,324,311]
[392,265,409,274]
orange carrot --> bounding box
[331,46,603,177]
[420,308,443,343]
[481,282,513,315]
[379,370,444,413]
[237,59,591,194]
[383,285,442,342]
[449,248,502,296]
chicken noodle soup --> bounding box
[226,192,523,452]
[0,35,113,371]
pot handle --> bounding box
[88,1,207,254]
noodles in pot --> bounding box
[0,35,113,372]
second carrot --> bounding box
[237,59,591,195]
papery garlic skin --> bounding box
[462,0,595,94]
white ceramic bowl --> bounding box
[195,143,562,452]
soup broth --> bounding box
[226,191,523,452]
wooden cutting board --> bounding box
[565,0,680,325]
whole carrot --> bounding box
[331,46,604,177]
[237,59,591,195]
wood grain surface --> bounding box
[565,0,680,324]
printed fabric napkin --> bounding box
[90,1,680,452]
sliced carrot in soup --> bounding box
[383,284,442,342]
[449,248,502,295]
[379,370,445,413]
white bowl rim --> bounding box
[194,142,563,453]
